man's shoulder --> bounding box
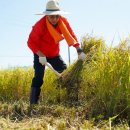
[61,16,67,21]
[32,16,47,34]
[34,16,46,28]
[60,16,69,25]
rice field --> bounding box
[0,35,130,129]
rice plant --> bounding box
[0,35,130,129]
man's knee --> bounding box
[58,65,67,73]
[63,64,67,70]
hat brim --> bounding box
[36,10,69,15]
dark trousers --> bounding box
[30,54,67,104]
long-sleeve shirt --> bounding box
[27,16,79,58]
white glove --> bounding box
[39,56,47,65]
[78,52,86,61]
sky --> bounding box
[0,0,130,68]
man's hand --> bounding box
[39,56,47,65]
[76,47,86,61]
[78,52,86,61]
[76,47,83,54]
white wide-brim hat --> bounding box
[36,0,69,15]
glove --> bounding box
[76,47,86,61]
[39,56,47,65]
[78,52,86,61]
[76,47,83,53]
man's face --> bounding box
[47,15,60,25]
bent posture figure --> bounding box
[27,0,86,106]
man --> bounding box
[27,0,86,105]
